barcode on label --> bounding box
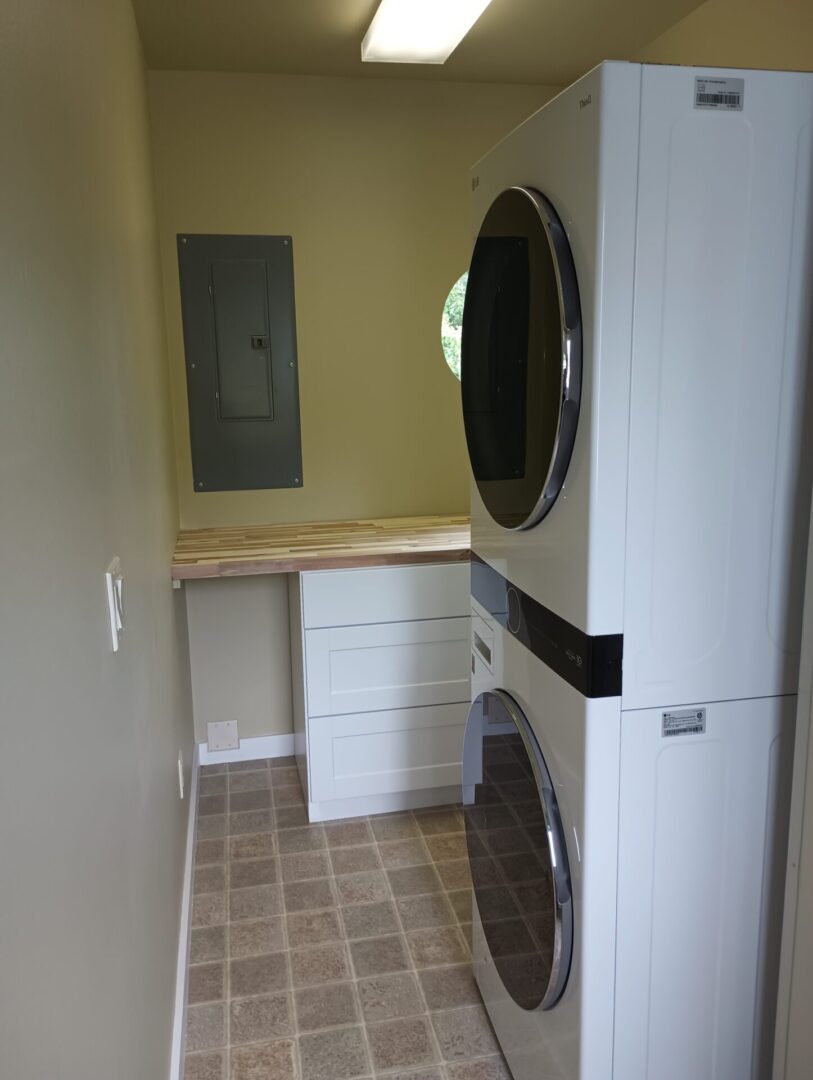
[694,77,744,111]
[663,707,707,737]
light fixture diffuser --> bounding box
[361,0,493,65]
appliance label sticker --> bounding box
[662,707,706,737]
[694,77,744,110]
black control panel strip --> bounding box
[470,554,623,698]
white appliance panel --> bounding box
[469,61,640,634]
[614,695,794,1080]
[623,65,813,709]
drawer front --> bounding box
[301,563,470,629]
[308,702,468,802]
[305,617,471,717]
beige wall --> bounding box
[148,71,554,530]
[186,577,292,741]
[149,71,552,743]
[638,0,813,69]
[0,2,193,1076]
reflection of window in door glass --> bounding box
[441,272,468,380]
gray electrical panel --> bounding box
[177,234,303,492]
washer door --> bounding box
[461,187,582,530]
[462,689,573,1011]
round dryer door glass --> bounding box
[461,187,582,530]
[463,690,573,1011]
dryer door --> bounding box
[461,187,582,530]
[462,689,573,1011]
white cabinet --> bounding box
[290,562,471,821]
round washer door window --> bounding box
[461,187,582,530]
[463,689,573,1011]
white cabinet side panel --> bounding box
[624,66,813,709]
[614,695,794,1080]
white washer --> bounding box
[461,61,813,1080]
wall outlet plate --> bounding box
[207,720,239,752]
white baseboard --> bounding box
[198,732,295,766]
[307,784,461,823]
[169,742,199,1080]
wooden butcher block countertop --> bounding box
[171,514,471,580]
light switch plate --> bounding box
[105,556,124,652]
[207,720,239,752]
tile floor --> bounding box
[184,758,511,1080]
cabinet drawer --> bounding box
[305,617,470,717]
[301,563,469,629]
[308,702,468,802]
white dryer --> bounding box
[460,60,813,1080]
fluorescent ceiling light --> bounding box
[361,0,494,65]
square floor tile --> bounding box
[366,1016,438,1073]
[329,844,381,875]
[229,884,282,921]
[183,1050,225,1080]
[200,774,227,797]
[230,789,272,812]
[418,965,481,1010]
[230,857,279,889]
[185,1003,225,1053]
[230,993,292,1044]
[275,805,310,830]
[290,942,350,987]
[335,870,390,905]
[349,934,409,977]
[199,794,227,816]
[431,1006,500,1061]
[229,832,276,860]
[298,1025,369,1080]
[387,864,443,897]
[229,809,274,836]
[283,877,336,913]
[435,859,473,891]
[194,865,226,895]
[396,893,455,931]
[341,900,399,940]
[324,820,374,847]
[192,893,226,928]
[286,908,344,948]
[280,850,331,883]
[228,770,271,793]
[406,926,468,968]
[196,815,227,840]
[425,833,467,861]
[230,952,289,997]
[357,971,423,1022]
[191,925,227,964]
[370,813,420,841]
[188,962,225,1005]
[229,917,285,959]
[415,808,463,835]
[230,1039,296,1080]
[228,759,270,772]
[277,825,326,853]
[295,981,358,1031]
[378,838,431,869]
[195,839,226,866]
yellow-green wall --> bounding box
[0,0,193,1074]
[638,0,813,69]
[147,71,554,530]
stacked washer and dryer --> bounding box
[459,62,813,1080]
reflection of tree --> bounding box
[441,272,468,380]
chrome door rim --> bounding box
[464,688,574,1010]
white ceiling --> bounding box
[132,0,703,85]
